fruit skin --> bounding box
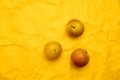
[71,48,90,67]
[44,41,62,60]
[66,19,84,37]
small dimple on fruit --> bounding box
[66,19,84,37]
[71,25,75,29]
[71,48,90,67]
[44,41,62,60]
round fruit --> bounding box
[44,41,62,60]
[71,48,89,67]
[66,19,84,37]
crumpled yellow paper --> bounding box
[0,0,120,80]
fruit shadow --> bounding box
[70,59,87,70]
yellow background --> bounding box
[0,0,120,80]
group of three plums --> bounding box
[44,19,90,67]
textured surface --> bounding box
[0,0,120,80]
